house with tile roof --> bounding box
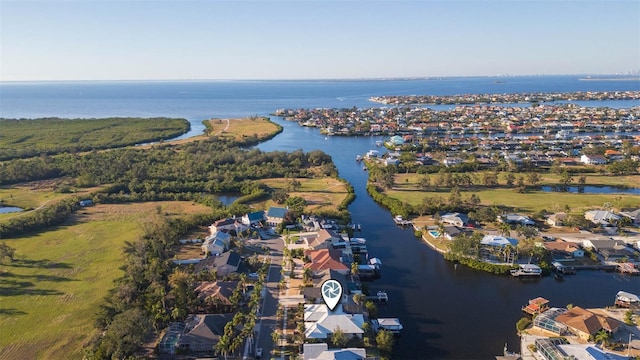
[543,240,584,261]
[554,306,621,341]
[304,248,350,275]
[194,281,238,312]
[179,314,233,352]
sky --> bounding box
[1,0,639,81]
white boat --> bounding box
[510,264,542,277]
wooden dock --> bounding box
[617,262,640,275]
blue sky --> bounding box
[1,0,639,81]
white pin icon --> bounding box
[321,279,343,311]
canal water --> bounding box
[257,117,640,359]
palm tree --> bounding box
[302,267,312,283]
[214,335,230,360]
[499,222,512,237]
[594,329,612,348]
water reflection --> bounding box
[541,185,640,195]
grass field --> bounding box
[252,178,349,213]
[0,180,101,222]
[205,117,281,140]
[388,172,640,214]
[0,201,212,360]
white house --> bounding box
[580,154,607,165]
[304,304,364,340]
[201,232,231,255]
[499,213,535,226]
[620,208,640,225]
[546,212,567,227]
[209,218,247,235]
[302,344,366,360]
[241,211,264,226]
[584,210,621,226]
[441,212,469,227]
[481,235,518,247]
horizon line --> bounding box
[2,73,640,84]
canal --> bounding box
[257,116,640,359]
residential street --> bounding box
[251,235,284,359]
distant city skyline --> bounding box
[1,0,639,82]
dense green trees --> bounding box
[0,117,189,161]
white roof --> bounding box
[304,304,364,339]
[481,235,518,247]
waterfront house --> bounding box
[441,212,470,227]
[201,231,231,255]
[554,306,621,341]
[302,343,366,360]
[481,234,518,248]
[304,248,350,275]
[543,240,584,261]
[266,206,288,227]
[546,212,567,227]
[304,304,364,340]
[241,211,264,226]
[580,154,607,165]
[582,239,633,261]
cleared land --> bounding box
[252,177,349,213]
[0,201,212,360]
[205,117,281,140]
[0,117,189,160]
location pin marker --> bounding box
[321,279,343,311]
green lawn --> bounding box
[0,201,211,360]
[254,177,349,213]
[389,172,640,214]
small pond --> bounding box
[540,185,640,195]
[0,206,23,214]
[216,194,240,206]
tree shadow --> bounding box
[0,308,27,316]
[6,258,73,269]
[1,270,76,283]
[0,277,65,296]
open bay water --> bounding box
[2,76,640,359]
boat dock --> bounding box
[393,215,412,226]
[365,290,389,303]
[617,262,640,275]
